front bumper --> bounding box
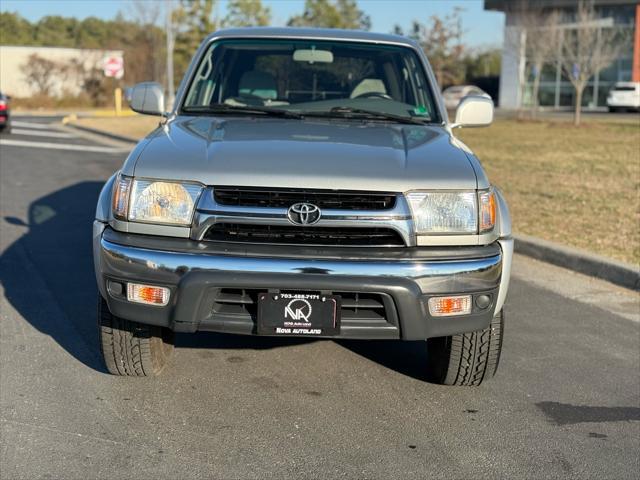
[607,97,640,108]
[94,223,511,340]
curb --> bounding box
[514,234,639,291]
[64,122,138,144]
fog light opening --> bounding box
[428,295,472,317]
[127,283,170,306]
[106,280,124,297]
[475,294,492,310]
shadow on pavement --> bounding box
[337,339,429,381]
[180,334,430,382]
[178,331,314,350]
[536,401,640,425]
[1,181,106,372]
[1,181,430,380]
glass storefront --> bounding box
[537,83,557,106]
[521,24,634,109]
[523,60,633,109]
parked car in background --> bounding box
[0,92,11,133]
[607,82,640,112]
[442,85,491,110]
[94,28,511,386]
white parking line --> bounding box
[11,128,75,139]
[10,121,55,130]
[0,139,129,153]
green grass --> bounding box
[457,118,640,265]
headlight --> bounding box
[406,189,496,235]
[406,191,477,234]
[112,174,203,225]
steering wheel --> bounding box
[352,91,393,100]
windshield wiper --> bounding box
[183,104,429,125]
[183,104,303,119]
[303,106,428,125]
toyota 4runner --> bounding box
[93,28,512,385]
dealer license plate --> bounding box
[257,292,340,336]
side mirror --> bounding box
[129,82,165,116]
[452,96,493,128]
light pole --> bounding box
[165,0,175,110]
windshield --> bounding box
[182,39,440,123]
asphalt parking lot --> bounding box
[0,117,638,479]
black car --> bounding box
[0,92,11,133]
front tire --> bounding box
[98,297,174,376]
[426,310,504,386]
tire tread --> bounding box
[427,310,504,386]
[98,297,173,376]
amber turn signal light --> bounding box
[479,190,496,233]
[127,283,170,306]
[428,295,472,317]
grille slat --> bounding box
[215,291,255,305]
[340,299,384,309]
[214,187,396,211]
[204,223,404,246]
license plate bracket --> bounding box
[257,292,340,336]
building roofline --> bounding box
[485,0,639,11]
[0,45,123,54]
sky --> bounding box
[1,0,505,49]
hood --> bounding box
[131,116,482,192]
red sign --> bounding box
[103,56,124,79]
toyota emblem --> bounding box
[287,202,321,225]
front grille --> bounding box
[204,223,405,246]
[211,289,397,327]
[214,187,396,210]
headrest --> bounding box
[238,70,278,100]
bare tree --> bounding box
[128,0,166,84]
[65,54,111,106]
[561,1,627,125]
[129,0,162,27]
[396,8,466,88]
[20,54,62,96]
[504,2,561,118]
[525,10,561,117]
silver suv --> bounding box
[93,28,512,385]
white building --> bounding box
[0,45,123,98]
[486,0,639,109]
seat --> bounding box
[350,79,387,99]
[238,70,278,100]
